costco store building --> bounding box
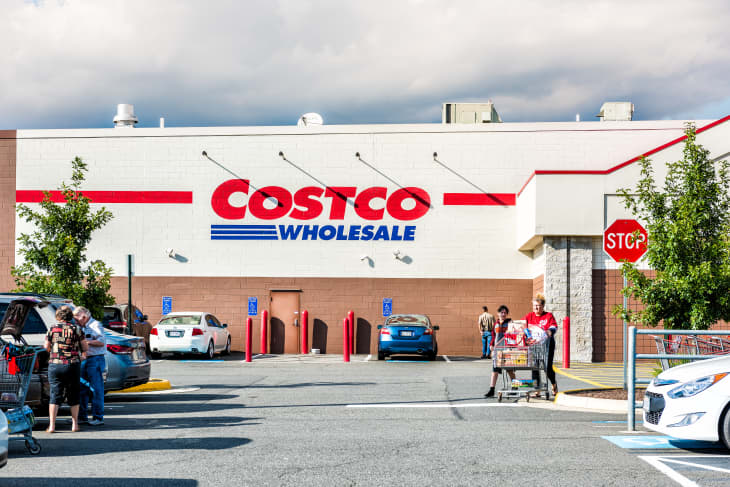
[2,110,728,361]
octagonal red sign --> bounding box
[603,219,648,263]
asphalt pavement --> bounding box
[1,354,727,486]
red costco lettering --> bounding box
[354,187,386,220]
[211,179,249,219]
[386,187,431,221]
[248,186,292,220]
[211,179,431,221]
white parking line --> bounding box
[443,355,451,362]
[640,456,699,487]
[347,402,525,408]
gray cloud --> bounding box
[2,0,730,129]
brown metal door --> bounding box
[269,291,301,354]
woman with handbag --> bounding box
[43,305,88,433]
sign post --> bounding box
[603,219,648,390]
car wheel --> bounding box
[223,337,231,355]
[720,403,730,450]
[378,352,385,360]
[205,341,215,360]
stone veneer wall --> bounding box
[0,131,16,292]
[543,237,593,362]
[110,276,534,355]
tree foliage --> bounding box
[614,124,730,330]
[12,157,115,318]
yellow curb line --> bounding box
[554,367,609,388]
[108,378,172,394]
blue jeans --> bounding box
[79,354,105,421]
[481,333,492,357]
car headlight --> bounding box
[652,377,679,387]
[667,373,727,399]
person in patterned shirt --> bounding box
[43,305,88,433]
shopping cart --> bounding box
[492,332,550,402]
[652,334,730,371]
[0,351,41,454]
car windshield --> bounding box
[386,315,429,327]
[158,315,201,326]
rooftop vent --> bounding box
[113,104,138,128]
[442,101,502,124]
[597,102,634,121]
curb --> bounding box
[554,388,643,413]
[108,378,172,394]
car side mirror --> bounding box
[433,325,440,330]
[222,323,228,328]
[377,325,383,329]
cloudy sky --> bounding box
[2,0,730,129]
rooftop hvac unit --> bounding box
[597,102,634,121]
[442,102,502,124]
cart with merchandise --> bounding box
[492,331,550,402]
[0,298,45,454]
[0,347,41,454]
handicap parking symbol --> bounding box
[603,435,721,450]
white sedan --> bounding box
[643,354,730,449]
[149,312,231,359]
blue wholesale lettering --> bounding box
[273,224,416,241]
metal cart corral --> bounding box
[492,333,550,402]
[0,351,41,454]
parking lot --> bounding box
[2,355,728,486]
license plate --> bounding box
[167,330,184,337]
[400,330,413,337]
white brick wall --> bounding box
[13,120,710,279]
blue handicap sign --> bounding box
[162,296,172,315]
[248,297,258,316]
[382,298,392,317]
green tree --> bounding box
[614,124,730,330]
[12,157,115,318]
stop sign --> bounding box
[603,219,648,263]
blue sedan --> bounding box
[377,314,439,361]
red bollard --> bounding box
[343,318,350,362]
[301,310,309,354]
[246,317,253,363]
[260,310,268,354]
[347,310,355,355]
[563,316,570,369]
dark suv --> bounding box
[103,304,152,351]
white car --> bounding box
[0,410,7,468]
[149,312,231,359]
[643,354,730,449]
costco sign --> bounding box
[210,180,431,241]
[603,219,648,263]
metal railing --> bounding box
[627,327,730,431]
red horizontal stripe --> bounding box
[516,114,730,197]
[16,190,193,204]
[443,193,516,206]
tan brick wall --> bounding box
[532,273,544,297]
[592,269,657,361]
[110,276,533,355]
[0,131,16,292]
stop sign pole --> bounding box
[603,219,648,390]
